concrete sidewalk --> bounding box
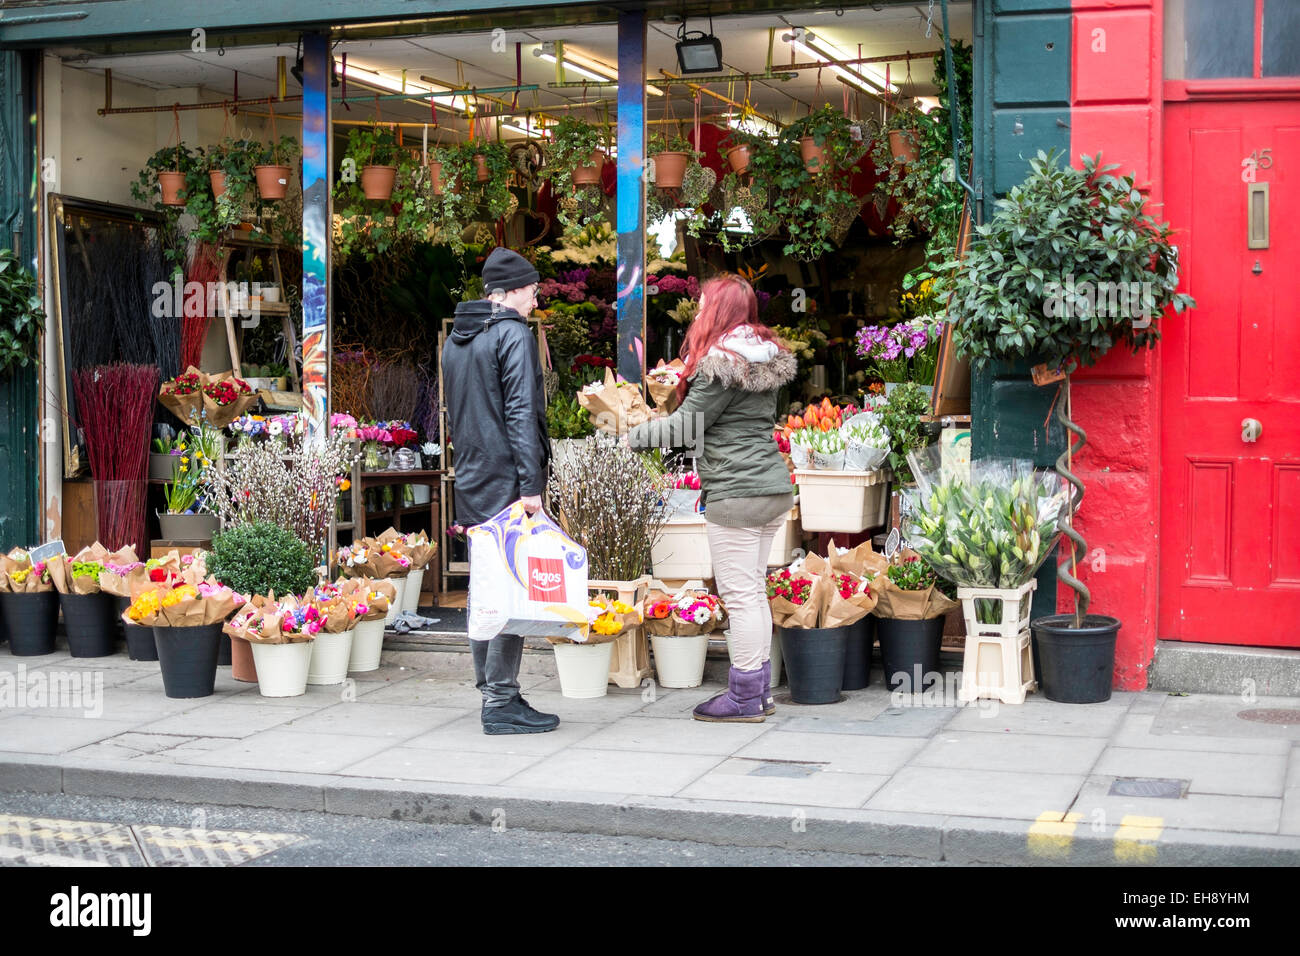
[1,643,1298,865]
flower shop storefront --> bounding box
[3,0,1292,698]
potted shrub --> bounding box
[254,135,300,200]
[937,150,1195,702]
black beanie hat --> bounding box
[481,247,540,295]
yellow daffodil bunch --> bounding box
[127,590,162,621]
[161,584,199,608]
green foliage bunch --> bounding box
[206,520,318,598]
[878,382,934,485]
[0,250,45,376]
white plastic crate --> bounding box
[793,469,889,533]
[767,506,801,567]
[956,580,1038,705]
[651,516,712,580]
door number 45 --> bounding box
[1242,149,1274,182]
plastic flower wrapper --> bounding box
[801,427,846,471]
[0,548,62,594]
[645,359,685,412]
[840,412,890,472]
[902,444,1067,623]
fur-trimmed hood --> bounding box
[693,326,797,393]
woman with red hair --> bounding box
[629,273,796,722]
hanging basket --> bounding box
[255,164,291,200]
[799,136,827,174]
[725,144,751,174]
[888,128,921,165]
[209,169,227,199]
[427,159,444,195]
[158,171,187,206]
[473,153,490,183]
[572,150,607,186]
[651,151,688,189]
[361,164,398,201]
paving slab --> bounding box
[337,746,544,785]
[1152,693,1300,742]
[0,715,151,754]
[946,695,1131,737]
[865,766,1086,821]
[1093,746,1289,799]
[578,715,771,756]
[734,730,925,775]
[1113,713,1292,755]
[676,757,890,809]
[401,713,603,756]
[133,700,320,739]
[1070,777,1283,835]
[174,729,398,775]
[914,731,1108,775]
[277,702,465,740]
[1282,788,1300,836]
[500,747,724,796]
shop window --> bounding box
[1263,0,1300,76]
[1168,0,1254,79]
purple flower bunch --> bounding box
[538,278,587,303]
[648,274,700,297]
[855,319,939,362]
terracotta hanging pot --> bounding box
[572,149,606,186]
[725,144,751,175]
[158,171,187,206]
[209,169,227,199]
[473,153,490,182]
[799,136,827,174]
[255,164,291,200]
[888,128,921,165]
[651,151,688,189]
[361,164,398,201]
[427,159,444,195]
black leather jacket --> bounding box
[441,299,550,525]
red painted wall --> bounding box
[1068,0,1163,689]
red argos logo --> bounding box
[528,556,565,602]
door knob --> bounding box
[1242,419,1263,442]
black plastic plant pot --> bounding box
[877,616,944,693]
[1030,614,1120,704]
[153,624,222,698]
[60,592,118,658]
[115,596,159,661]
[217,632,232,666]
[842,617,873,691]
[0,592,59,656]
[779,625,849,704]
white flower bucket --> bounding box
[766,507,801,568]
[249,641,314,697]
[553,641,614,698]
[651,633,709,688]
[384,577,408,625]
[348,618,386,672]
[401,568,425,612]
[307,630,354,685]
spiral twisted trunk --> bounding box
[1055,374,1089,628]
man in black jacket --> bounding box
[442,247,558,735]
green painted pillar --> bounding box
[0,49,40,549]
[972,0,1074,618]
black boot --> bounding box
[482,696,560,735]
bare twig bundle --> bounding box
[331,344,374,420]
[367,358,421,422]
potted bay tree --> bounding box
[937,149,1195,702]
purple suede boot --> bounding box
[693,666,767,723]
[761,659,776,716]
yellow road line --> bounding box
[1114,815,1163,863]
[1027,810,1083,859]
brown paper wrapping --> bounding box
[546,607,639,645]
[821,575,878,628]
[319,601,355,634]
[769,574,826,630]
[0,550,57,593]
[338,577,393,621]
[576,367,654,436]
[872,551,960,621]
[645,359,684,413]
[99,565,149,599]
[160,366,257,428]
[642,587,676,636]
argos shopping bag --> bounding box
[467,503,590,642]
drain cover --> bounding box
[1237,708,1300,725]
[1109,777,1188,799]
[748,762,820,779]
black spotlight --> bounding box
[290,38,340,87]
[676,15,722,74]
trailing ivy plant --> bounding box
[443,141,515,227]
[333,127,449,261]
[541,117,609,232]
[203,137,258,241]
[0,250,45,376]
[256,135,301,169]
[935,150,1195,371]
[131,144,205,274]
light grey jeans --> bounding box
[706,512,786,672]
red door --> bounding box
[1160,99,1300,646]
